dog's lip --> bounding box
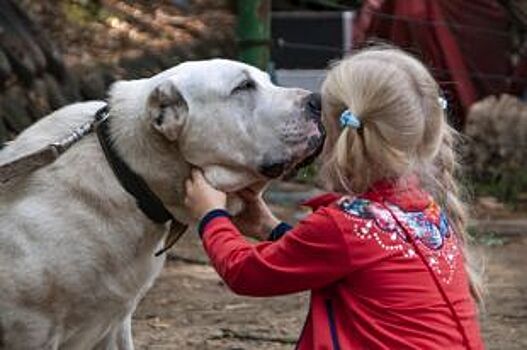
[282,123,326,179]
[259,161,288,178]
[257,119,326,179]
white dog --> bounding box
[0,59,324,349]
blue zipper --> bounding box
[325,299,341,350]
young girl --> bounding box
[184,47,484,349]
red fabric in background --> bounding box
[353,0,527,129]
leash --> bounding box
[382,203,473,350]
[0,119,95,185]
[0,105,187,255]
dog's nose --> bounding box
[306,93,322,117]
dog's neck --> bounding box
[106,83,191,222]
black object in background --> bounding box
[272,12,350,69]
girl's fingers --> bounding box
[237,189,257,202]
[185,179,194,195]
[191,168,203,182]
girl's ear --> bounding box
[147,80,188,141]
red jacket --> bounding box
[199,179,484,350]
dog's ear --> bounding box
[147,80,188,141]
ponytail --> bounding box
[433,124,484,304]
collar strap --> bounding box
[94,106,187,256]
[94,106,175,224]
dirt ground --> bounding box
[132,184,527,350]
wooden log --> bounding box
[0,87,32,132]
[100,0,203,40]
[43,73,68,110]
[0,117,9,144]
[158,47,186,69]
[119,53,165,79]
[9,1,66,80]
[0,0,47,83]
[101,67,116,87]
[79,69,107,100]
[59,73,81,103]
[0,47,12,81]
[26,78,52,120]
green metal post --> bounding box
[236,0,271,70]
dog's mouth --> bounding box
[284,123,326,179]
[259,92,325,180]
[259,121,326,179]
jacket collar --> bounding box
[302,175,431,211]
[362,175,431,211]
[302,192,342,210]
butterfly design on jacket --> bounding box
[339,197,452,251]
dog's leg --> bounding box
[115,315,134,350]
[93,315,134,350]
[93,330,116,350]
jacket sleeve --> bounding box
[199,208,352,296]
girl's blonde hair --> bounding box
[320,46,483,303]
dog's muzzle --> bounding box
[260,93,326,179]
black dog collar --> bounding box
[94,106,187,255]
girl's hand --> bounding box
[184,169,227,219]
[233,183,280,240]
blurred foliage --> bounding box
[62,1,110,24]
[294,163,318,184]
[470,168,527,208]
[468,227,508,246]
[463,95,527,208]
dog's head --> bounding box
[143,59,325,191]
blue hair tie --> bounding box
[438,97,448,110]
[340,110,361,129]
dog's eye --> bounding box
[232,79,256,94]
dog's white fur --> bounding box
[0,59,320,349]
